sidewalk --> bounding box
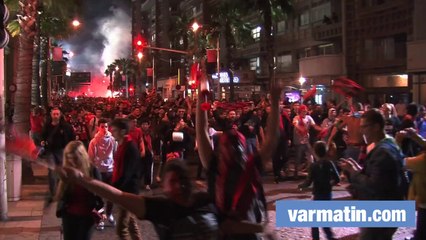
[0,164,48,240]
[0,164,416,240]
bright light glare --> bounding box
[137,52,143,59]
[396,74,408,79]
[106,90,121,98]
[72,20,81,28]
[191,22,200,32]
[299,77,306,85]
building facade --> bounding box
[132,0,421,104]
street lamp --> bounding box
[191,22,200,32]
[299,76,306,86]
[72,19,81,28]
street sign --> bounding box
[70,72,91,85]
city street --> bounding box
[1,0,425,239]
[0,163,416,240]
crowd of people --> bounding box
[22,80,426,240]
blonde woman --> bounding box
[56,141,103,240]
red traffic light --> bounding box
[133,34,146,49]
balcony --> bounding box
[312,22,342,41]
[407,40,426,72]
[299,54,343,77]
[275,28,314,45]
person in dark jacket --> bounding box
[110,118,142,240]
[41,107,75,199]
[340,109,406,240]
[271,106,292,183]
[299,141,340,240]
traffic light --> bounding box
[137,51,143,61]
[0,0,10,49]
[133,34,145,61]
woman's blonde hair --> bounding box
[55,141,92,201]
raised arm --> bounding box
[59,167,146,219]
[259,87,282,167]
[196,72,214,170]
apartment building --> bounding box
[408,0,426,105]
[233,0,342,103]
[132,0,420,103]
[345,0,414,105]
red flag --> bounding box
[332,77,364,97]
[52,47,63,61]
[303,85,317,100]
[147,68,153,77]
[206,49,217,63]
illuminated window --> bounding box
[250,57,260,74]
[252,26,261,41]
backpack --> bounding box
[377,138,410,199]
[208,129,266,222]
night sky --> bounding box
[63,0,131,73]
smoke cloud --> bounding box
[98,6,131,72]
[65,1,131,97]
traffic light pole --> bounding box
[144,46,189,55]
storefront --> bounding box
[156,76,186,100]
[362,74,411,106]
[211,70,261,100]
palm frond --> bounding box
[6,19,21,37]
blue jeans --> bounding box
[246,137,257,155]
[47,149,63,197]
[294,144,311,177]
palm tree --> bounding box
[5,0,38,134]
[209,0,254,101]
[112,58,139,98]
[38,2,80,106]
[246,0,292,87]
[6,0,79,134]
[104,63,116,96]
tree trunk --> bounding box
[14,35,35,134]
[224,21,235,102]
[263,2,275,89]
[31,23,41,106]
[40,37,49,108]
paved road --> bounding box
[1,162,416,240]
[39,177,415,240]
